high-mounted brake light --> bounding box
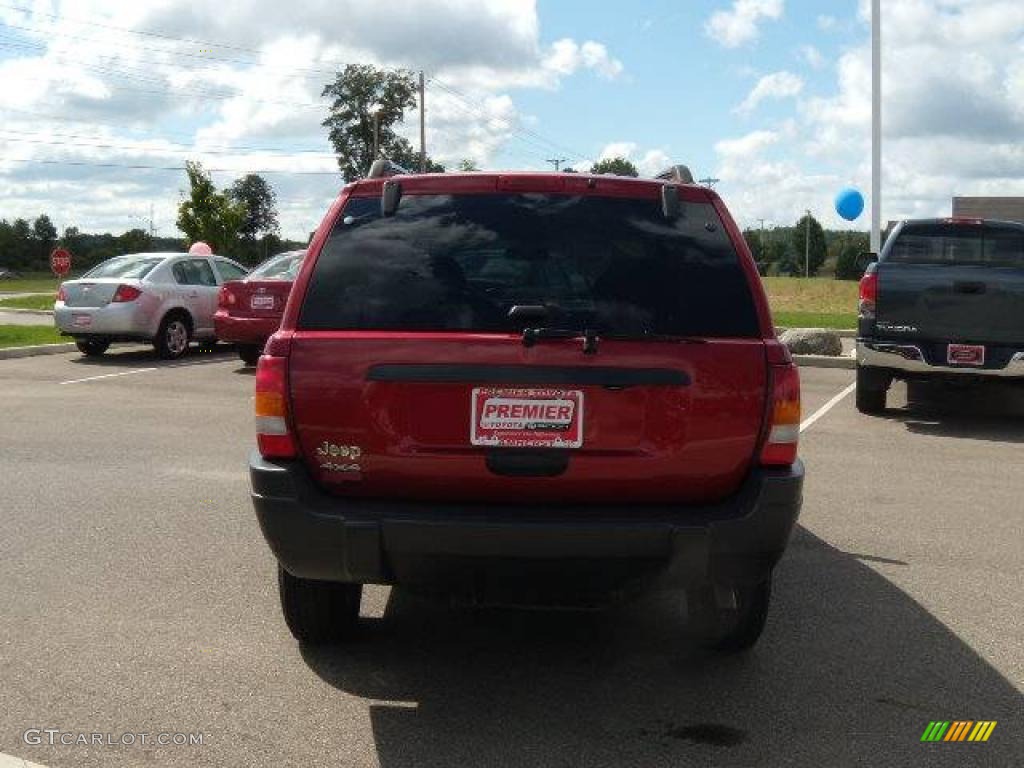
[859,267,878,319]
[760,362,800,467]
[111,284,142,302]
[255,355,297,459]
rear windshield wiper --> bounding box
[522,326,599,355]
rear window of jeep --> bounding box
[299,193,759,338]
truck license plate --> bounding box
[470,388,583,448]
[947,344,984,366]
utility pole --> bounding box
[699,177,720,189]
[805,209,812,278]
[148,203,155,238]
[545,158,568,171]
[871,0,881,254]
[418,71,426,173]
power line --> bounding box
[0,156,342,175]
[0,127,337,158]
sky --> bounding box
[2,0,1024,241]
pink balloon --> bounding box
[188,241,213,256]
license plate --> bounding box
[470,388,584,448]
[250,295,275,310]
[947,344,985,366]
[72,314,92,327]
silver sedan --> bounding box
[54,252,248,359]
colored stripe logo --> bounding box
[921,721,997,742]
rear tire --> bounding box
[278,566,362,644]
[239,344,262,366]
[856,365,890,414]
[154,313,191,360]
[75,339,110,357]
[687,578,772,653]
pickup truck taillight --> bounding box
[111,284,142,302]
[859,267,878,319]
[760,348,801,467]
[255,355,297,459]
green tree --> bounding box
[32,214,57,266]
[322,64,444,181]
[589,157,639,177]
[457,158,480,171]
[834,233,871,280]
[790,213,827,277]
[176,161,247,255]
[228,174,279,241]
[11,218,32,268]
[118,228,153,254]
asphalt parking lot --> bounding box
[1,346,1021,767]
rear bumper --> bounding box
[54,302,151,337]
[214,311,279,344]
[249,451,804,591]
[857,340,1024,378]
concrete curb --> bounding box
[794,354,856,370]
[0,308,54,316]
[776,327,856,339]
[0,343,76,360]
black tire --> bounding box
[856,365,889,414]
[153,313,191,360]
[75,338,110,357]
[687,578,772,653]
[278,565,362,644]
[239,344,262,366]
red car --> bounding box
[215,250,305,365]
[250,163,803,652]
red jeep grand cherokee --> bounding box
[215,250,305,365]
[250,163,803,652]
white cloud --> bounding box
[542,39,623,80]
[816,15,837,31]
[735,71,803,114]
[0,0,621,238]
[715,129,780,159]
[717,1,1024,230]
[798,44,825,69]
[590,143,671,177]
[705,0,784,48]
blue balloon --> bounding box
[835,187,865,221]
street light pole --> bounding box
[871,0,882,253]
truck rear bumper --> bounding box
[858,340,1024,378]
[249,451,803,593]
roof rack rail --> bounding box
[367,158,413,179]
[654,165,695,184]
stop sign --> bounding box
[50,247,72,277]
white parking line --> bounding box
[0,751,50,768]
[58,356,236,385]
[801,381,857,433]
[59,368,156,385]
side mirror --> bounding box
[381,180,402,217]
[661,184,681,219]
[855,251,878,271]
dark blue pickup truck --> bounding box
[856,218,1024,413]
